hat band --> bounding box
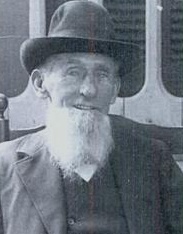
[49,29,114,41]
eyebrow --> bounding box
[94,64,110,73]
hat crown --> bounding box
[48,0,115,40]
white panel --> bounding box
[110,98,125,116]
[110,0,182,127]
[9,80,46,130]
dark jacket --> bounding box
[0,116,183,234]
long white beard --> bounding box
[45,105,114,179]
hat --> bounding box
[20,0,144,97]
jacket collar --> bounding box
[14,130,67,234]
[15,129,46,156]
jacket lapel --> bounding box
[14,131,67,234]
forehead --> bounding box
[43,52,116,70]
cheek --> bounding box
[47,81,80,106]
[98,83,115,103]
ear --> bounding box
[31,69,49,99]
[110,78,121,104]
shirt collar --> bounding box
[74,164,98,182]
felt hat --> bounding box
[20,0,144,97]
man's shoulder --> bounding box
[0,130,45,169]
[110,114,166,150]
[0,136,26,163]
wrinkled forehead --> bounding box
[40,52,118,72]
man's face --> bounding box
[32,53,118,177]
[37,53,119,114]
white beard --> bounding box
[45,104,114,179]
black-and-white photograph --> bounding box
[0,0,183,233]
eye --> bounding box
[66,67,81,77]
[96,71,110,80]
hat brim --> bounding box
[20,37,144,97]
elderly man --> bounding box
[0,1,183,234]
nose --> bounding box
[79,75,97,98]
